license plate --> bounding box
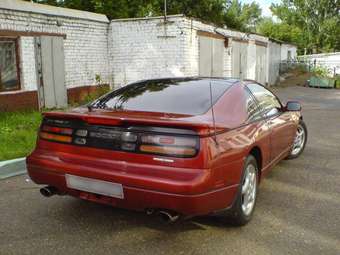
[65,174,124,199]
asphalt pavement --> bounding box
[0,85,339,255]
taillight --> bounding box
[139,134,198,157]
[42,125,73,135]
[39,118,199,158]
[40,125,73,143]
[40,131,72,143]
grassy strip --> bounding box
[0,111,42,161]
[0,86,110,161]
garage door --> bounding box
[255,45,267,85]
[232,40,248,80]
[35,36,67,109]
[199,36,224,77]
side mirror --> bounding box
[286,101,301,111]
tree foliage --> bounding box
[224,0,262,32]
[257,18,304,48]
[25,0,339,53]
[26,0,262,32]
[258,0,340,53]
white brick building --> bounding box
[0,0,297,112]
[281,43,298,61]
[0,0,110,111]
[110,16,294,87]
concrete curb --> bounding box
[0,157,27,180]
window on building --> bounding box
[287,50,292,60]
[0,38,20,92]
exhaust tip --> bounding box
[159,210,180,223]
[40,186,57,197]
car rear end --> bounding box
[27,78,239,217]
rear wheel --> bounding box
[227,155,258,226]
[286,120,307,159]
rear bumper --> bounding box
[27,151,239,216]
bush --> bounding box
[311,65,332,78]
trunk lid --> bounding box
[43,107,221,136]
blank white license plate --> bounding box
[65,174,124,199]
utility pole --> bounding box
[164,0,167,22]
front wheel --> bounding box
[286,120,307,159]
[227,155,258,226]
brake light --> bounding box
[140,145,196,157]
[140,134,198,157]
[141,135,197,147]
[40,125,73,143]
[40,132,72,143]
[42,125,73,135]
[40,118,199,157]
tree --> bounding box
[223,0,262,32]
[257,18,304,52]
[25,0,261,32]
[270,0,340,53]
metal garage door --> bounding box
[35,36,67,109]
[256,45,267,85]
[199,36,224,77]
[232,40,248,80]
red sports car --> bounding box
[27,77,307,225]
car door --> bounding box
[246,83,296,162]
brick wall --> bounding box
[67,84,110,104]
[110,16,186,86]
[267,41,282,85]
[0,1,287,112]
[0,1,111,111]
[181,18,233,78]
[0,91,38,112]
[19,37,37,91]
[109,16,236,87]
[0,3,111,91]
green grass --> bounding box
[0,111,42,161]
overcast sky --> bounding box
[241,0,280,17]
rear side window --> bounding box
[244,89,262,121]
[247,83,282,116]
[94,79,233,115]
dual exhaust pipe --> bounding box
[40,186,180,223]
[40,186,58,197]
[146,208,180,223]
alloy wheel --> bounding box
[241,164,257,216]
[291,124,306,156]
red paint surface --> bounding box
[27,81,300,216]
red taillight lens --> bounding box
[140,134,198,157]
[39,119,199,157]
[40,125,73,143]
[42,125,73,135]
[141,135,197,147]
[40,132,72,143]
[140,145,196,157]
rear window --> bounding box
[94,78,233,115]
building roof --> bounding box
[110,14,185,22]
[0,0,109,23]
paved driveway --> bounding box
[1,86,340,255]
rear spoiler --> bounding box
[43,111,228,137]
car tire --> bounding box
[286,120,307,159]
[227,155,258,226]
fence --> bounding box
[280,59,340,77]
[280,53,340,77]
[279,60,312,75]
